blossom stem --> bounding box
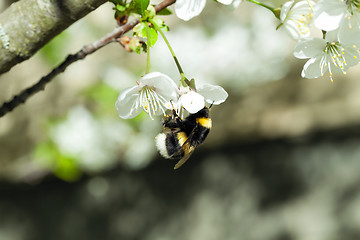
[246,0,280,19]
[322,30,326,39]
[146,23,150,74]
[149,19,186,81]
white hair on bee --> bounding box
[155,133,170,158]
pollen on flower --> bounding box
[315,40,356,82]
[282,2,313,39]
[137,86,169,120]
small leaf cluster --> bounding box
[133,5,169,48]
[109,0,151,23]
[109,0,171,52]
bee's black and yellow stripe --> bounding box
[155,107,212,169]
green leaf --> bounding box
[33,140,81,182]
[133,22,147,38]
[40,31,70,65]
[116,4,126,11]
[133,0,150,16]
[82,82,119,114]
[54,155,82,182]
[151,17,163,28]
[151,17,168,31]
[147,27,158,47]
[133,20,158,47]
[156,7,172,15]
[145,5,156,19]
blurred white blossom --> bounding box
[51,106,133,171]
[152,11,291,88]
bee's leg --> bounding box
[172,109,185,127]
[209,101,215,109]
[169,101,184,125]
[172,108,178,117]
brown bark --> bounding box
[0,0,107,74]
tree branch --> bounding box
[0,0,176,118]
[0,0,109,74]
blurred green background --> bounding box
[2,1,360,240]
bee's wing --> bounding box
[173,126,199,169]
[173,144,195,169]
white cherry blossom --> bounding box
[175,0,241,21]
[294,30,360,82]
[279,0,315,39]
[178,83,228,113]
[313,0,360,33]
[115,72,179,119]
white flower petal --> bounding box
[292,0,314,11]
[197,83,228,105]
[280,0,295,22]
[338,16,360,45]
[313,0,346,31]
[301,57,322,79]
[280,0,315,39]
[115,85,142,119]
[140,72,179,102]
[328,62,344,75]
[324,29,340,42]
[217,0,233,5]
[283,21,309,39]
[340,45,360,68]
[179,91,205,113]
[294,38,326,59]
[175,0,206,21]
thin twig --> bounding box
[0,0,176,118]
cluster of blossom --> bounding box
[279,0,360,82]
[116,0,360,120]
[115,72,228,119]
[175,0,360,82]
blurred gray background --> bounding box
[1,1,360,240]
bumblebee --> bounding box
[155,107,212,169]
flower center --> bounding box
[284,2,313,37]
[321,42,348,82]
[293,13,313,35]
[137,86,168,119]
